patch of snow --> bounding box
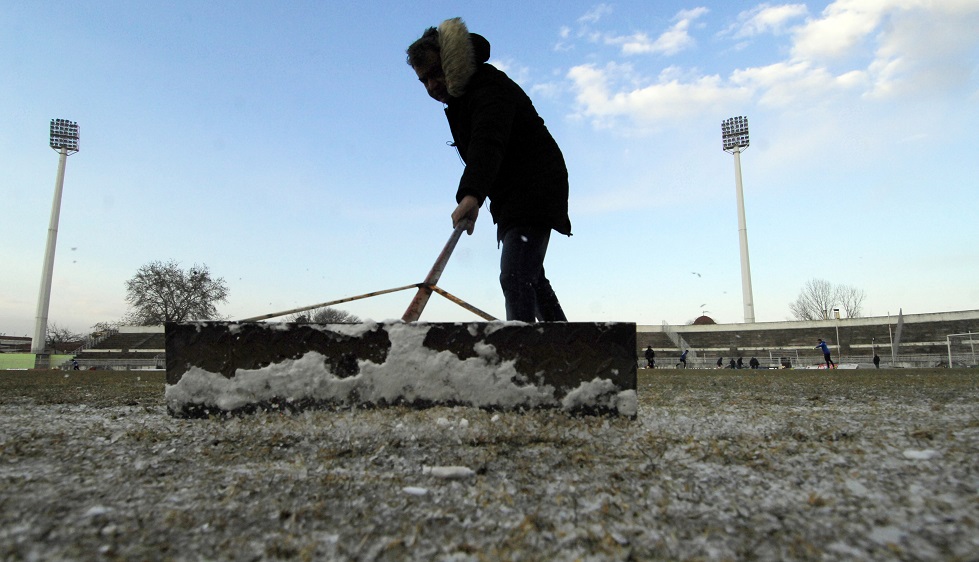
[902,449,941,460]
[844,479,869,496]
[423,466,475,479]
[310,320,378,337]
[560,378,637,417]
[82,505,112,518]
[825,541,865,558]
[869,525,904,545]
[482,320,528,336]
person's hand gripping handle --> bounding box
[451,195,479,235]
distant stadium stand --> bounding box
[638,310,979,369]
[0,335,32,354]
[17,310,975,372]
[67,326,165,370]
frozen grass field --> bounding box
[1,368,977,561]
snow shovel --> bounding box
[164,225,638,418]
[401,223,468,322]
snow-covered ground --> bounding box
[1,371,977,560]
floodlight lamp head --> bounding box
[49,119,79,154]
[721,115,749,153]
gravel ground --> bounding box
[1,369,977,561]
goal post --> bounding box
[946,332,978,368]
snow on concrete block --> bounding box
[164,321,637,418]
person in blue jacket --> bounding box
[677,349,688,369]
[816,339,836,369]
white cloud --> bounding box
[530,81,562,100]
[789,0,979,98]
[864,1,979,98]
[791,0,888,60]
[563,0,979,132]
[579,3,613,24]
[732,3,808,38]
[556,5,615,51]
[567,62,750,128]
[605,7,709,56]
[490,59,524,80]
[730,61,866,107]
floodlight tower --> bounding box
[31,119,79,365]
[721,116,755,324]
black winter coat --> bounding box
[445,64,572,241]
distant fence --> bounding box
[70,356,165,371]
[637,353,949,370]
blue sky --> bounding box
[2,1,978,337]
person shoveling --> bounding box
[163,18,637,419]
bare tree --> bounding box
[837,284,866,318]
[90,321,121,338]
[790,279,866,320]
[124,260,229,325]
[288,307,360,324]
[789,279,836,320]
[87,321,121,347]
[46,322,84,352]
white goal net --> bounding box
[946,332,979,368]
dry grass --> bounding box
[1,368,977,561]
[3,368,974,409]
[0,370,163,408]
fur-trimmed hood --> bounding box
[438,17,491,98]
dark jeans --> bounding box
[499,226,567,322]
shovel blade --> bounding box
[165,321,636,417]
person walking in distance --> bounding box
[406,18,572,322]
[816,339,836,369]
[677,349,688,369]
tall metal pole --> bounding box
[888,312,894,360]
[834,307,841,363]
[722,116,755,323]
[732,148,755,323]
[32,119,79,367]
[947,334,953,368]
[31,148,69,355]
